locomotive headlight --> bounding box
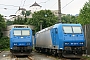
[14,43,17,45]
[27,43,30,45]
[82,46,86,50]
[65,42,69,45]
[64,47,71,50]
[80,42,84,45]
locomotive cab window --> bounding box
[22,30,30,36]
[63,26,72,33]
[63,26,82,33]
[13,30,21,36]
[55,28,58,33]
[72,26,82,33]
[13,30,30,36]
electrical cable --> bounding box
[20,0,24,7]
[45,0,50,3]
[50,2,57,9]
[0,4,19,7]
[62,0,74,9]
[39,0,50,4]
[23,0,26,7]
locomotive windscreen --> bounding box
[13,30,30,36]
[63,26,82,33]
[22,30,30,36]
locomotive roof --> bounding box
[36,23,81,34]
[36,26,53,34]
[55,23,81,26]
[53,23,81,28]
[11,28,31,30]
[62,24,81,26]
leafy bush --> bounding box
[0,37,9,51]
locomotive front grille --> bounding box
[12,46,32,54]
[64,46,84,51]
[64,47,71,50]
[64,46,86,54]
[13,46,31,50]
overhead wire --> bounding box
[62,0,74,9]
[20,0,24,7]
[39,0,50,4]
[45,0,50,3]
[0,4,19,7]
[23,0,26,7]
[0,0,74,9]
[50,2,57,9]
[49,0,74,10]
[0,0,50,8]
[0,0,25,10]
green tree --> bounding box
[20,18,24,24]
[61,14,77,23]
[13,18,17,24]
[0,14,9,51]
[22,10,31,16]
[6,20,14,25]
[27,10,58,32]
[13,17,25,24]
[22,10,31,22]
[22,11,25,16]
[26,11,31,16]
[0,14,6,37]
[0,37,9,50]
[77,0,90,25]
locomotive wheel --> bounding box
[58,53,63,58]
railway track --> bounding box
[5,51,85,60]
[9,54,34,60]
[61,57,86,60]
[45,54,82,60]
[15,56,34,60]
[15,57,33,60]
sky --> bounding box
[0,0,88,19]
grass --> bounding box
[0,48,10,51]
[4,48,10,51]
[82,56,90,60]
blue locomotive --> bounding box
[35,23,86,57]
[10,28,32,55]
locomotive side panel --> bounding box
[36,30,53,48]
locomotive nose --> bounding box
[64,34,85,46]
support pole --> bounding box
[58,0,61,23]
